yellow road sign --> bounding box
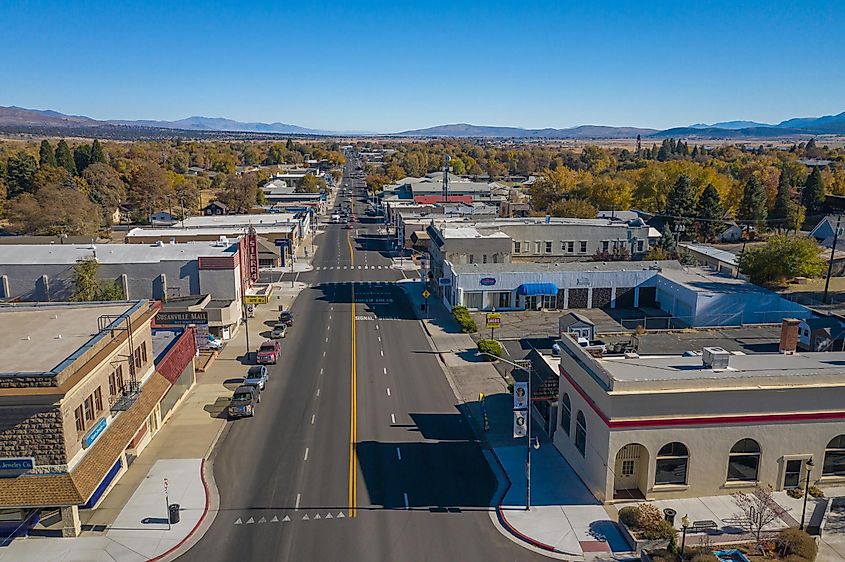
[485,312,501,329]
[244,294,268,305]
[422,289,431,299]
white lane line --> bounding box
[316,388,321,397]
[311,414,316,424]
[296,493,301,510]
[322,351,326,357]
[404,493,409,510]
[320,367,324,375]
[378,336,381,343]
[304,448,309,461]
[386,387,391,397]
[329,315,332,320]
[396,447,402,460]
[391,413,396,424]
[383,367,387,375]
[380,349,384,357]
[325,337,329,343]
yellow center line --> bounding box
[347,231,357,518]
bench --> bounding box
[689,520,718,533]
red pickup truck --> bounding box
[256,340,281,364]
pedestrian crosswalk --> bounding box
[314,265,389,270]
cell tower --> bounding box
[442,154,451,201]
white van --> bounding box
[331,214,341,223]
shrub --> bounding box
[477,339,503,359]
[636,503,666,533]
[777,528,817,561]
[641,519,677,541]
[808,485,824,498]
[648,548,676,562]
[618,506,641,528]
[689,553,719,562]
[451,306,478,333]
[787,487,804,499]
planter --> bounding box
[619,521,670,555]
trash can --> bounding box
[663,508,676,525]
[169,504,181,524]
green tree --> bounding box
[739,235,825,286]
[695,183,725,242]
[664,174,696,233]
[802,167,825,213]
[217,172,259,213]
[5,151,38,197]
[771,173,801,232]
[39,140,57,167]
[738,176,768,230]
[55,139,77,175]
[90,139,107,164]
[73,144,92,174]
[658,223,677,254]
[83,162,126,216]
[72,257,125,301]
[296,174,324,193]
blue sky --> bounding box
[2,1,844,132]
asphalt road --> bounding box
[177,158,543,561]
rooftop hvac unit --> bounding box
[702,346,730,369]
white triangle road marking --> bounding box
[325,513,333,519]
[246,517,254,524]
[314,513,321,520]
[282,515,291,522]
[302,514,310,520]
[337,512,345,518]
[234,518,242,525]
[271,515,279,522]
[258,516,266,523]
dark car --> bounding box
[278,311,294,327]
[228,385,259,418]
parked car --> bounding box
[278,311,294,327]
[243,365,268,390]
[270,323,287,339]
[228,385,259,418]
[207,334,223,350]
[256,340,281,364]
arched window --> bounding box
[727,439,761,482]
[655,442,689,485]
[823,435,845,477]
[575,411,586,457]
[561,393,571,435]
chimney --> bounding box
[779,318,800,354]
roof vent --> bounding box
[702,346,730,369]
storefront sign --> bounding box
[157,311,208,325]
[480,277,497,286]
[247,231,259,283]
[0,457,35,473]
[83,418,108,449]
[244,294,268,305]
[485,313,501,329]
[437,278,452,287]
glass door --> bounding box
[784,459,803,488]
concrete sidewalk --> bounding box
[6,284,306,561]
[403,284,628,559]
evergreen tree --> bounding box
[665,174,696,233]
[696,183,724,242]
[285,138,295,151]
[90,139,107,164]
[739,176,768,230]
[55,139,77,175]
[801,167,825,213]
[690,145,699,159]
[73,145,92,175]
[771,172,800,232]
[39,140,56,168]
[657,142,669,161]
[658,223,677,254]
[668,138,677,153]
[5,151,38,197]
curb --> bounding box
[147,459,210,562]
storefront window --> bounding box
[824,435,845,477]
[727,439,760,482]
[655,442,688,485]
[561,394,571,435]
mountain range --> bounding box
[1,105,845,139]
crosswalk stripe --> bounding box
[302,514,310,520]
[258,516,266,523]
[282,515,291,522]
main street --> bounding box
[178,157,543,561]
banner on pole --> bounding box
[513,410,527,438]
[513,382,528,410]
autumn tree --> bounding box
[6,184,101,236]
[217,172,259,213]
[739,235,825,286]
[770,173,801,232]
[695,183,725,242]
[547,198,597,219]
[297,174,325,194]
[83,162,127,218]
[128,160,172,219]
[738,176,768,230]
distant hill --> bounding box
[661,111,845,137]
[689,120,771,130]
[393,123,657,139]
[0,106,99,127]
[108,115,328,135]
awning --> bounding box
[516,283,558,296]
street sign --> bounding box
[513,382,529,410]
[485,312,501,329]
[513,410,527,438]
[422,289,430,299]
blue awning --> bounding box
[516,283,558,296]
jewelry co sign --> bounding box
[0,457,35,476]
[479,277,497,286]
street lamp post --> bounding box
[800,458,815,531]
[680,514,690,558]
[479,352,534,510]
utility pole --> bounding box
[824,215,842,305]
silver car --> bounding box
[270,323,287,339]
[243,365,268,391]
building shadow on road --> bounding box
[355,410,499,511]
[314,283,417,320]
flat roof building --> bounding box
[0,301,196,536]
[551,323,845,502]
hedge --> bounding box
[477,339,503,359]
[451,306,478,333]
